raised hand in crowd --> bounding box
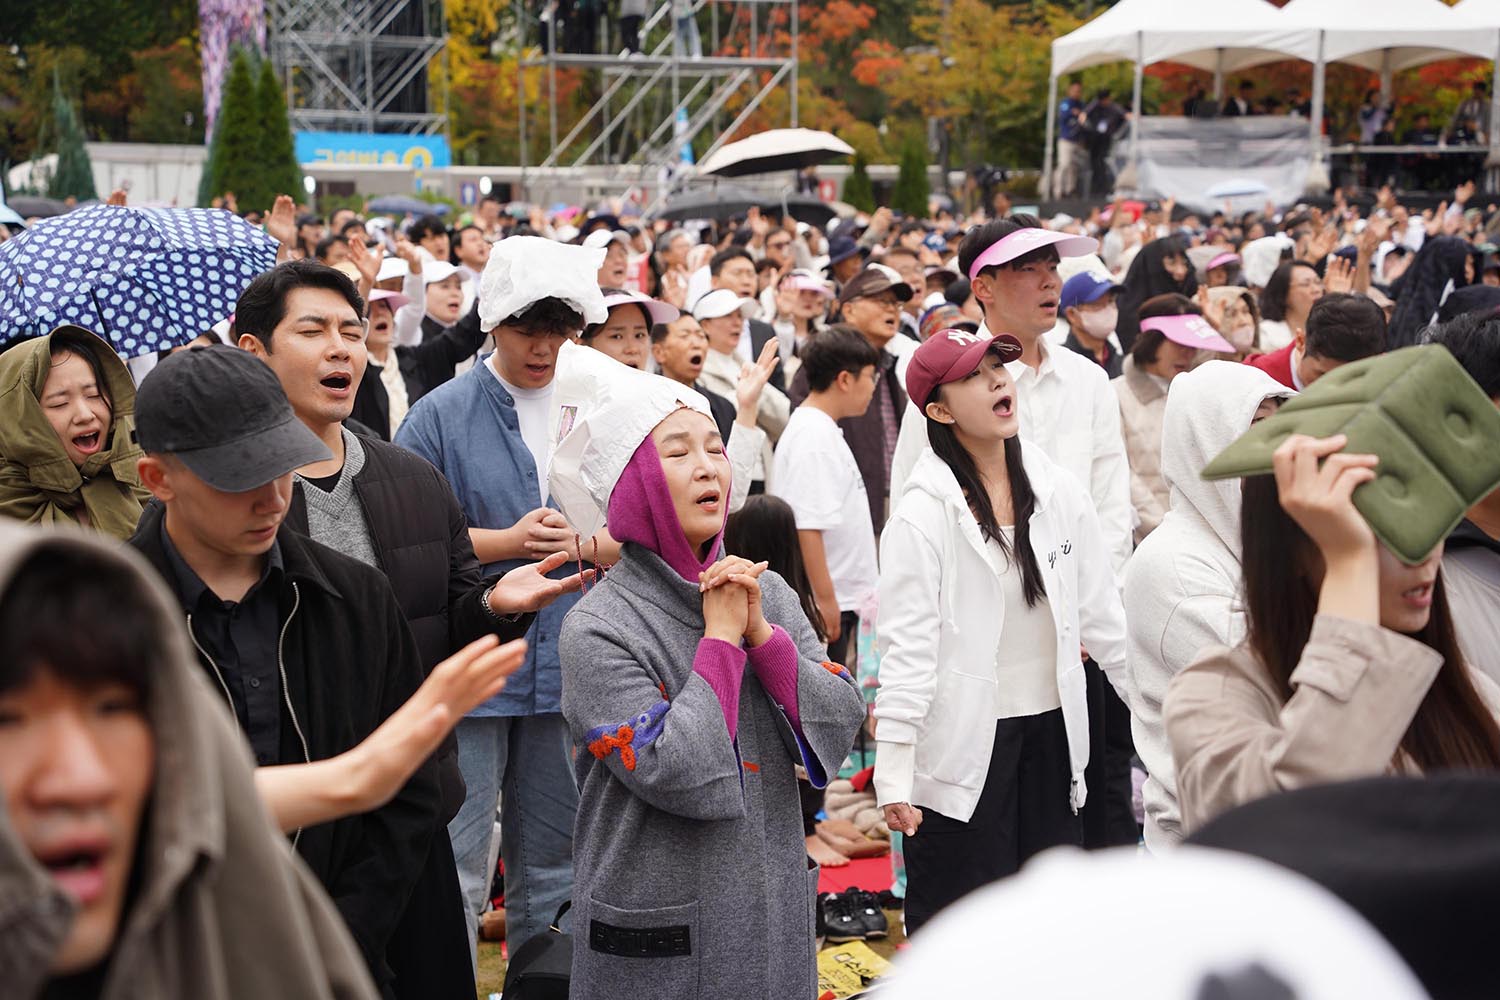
[105,188,127,207]
[659,266,690,309]
[394,234,425,275]
[736,339,782,428]
[1323,255,1355,295]
[1300,224,1338,265]
[1196,285,1228,332]
[256,634,528,832]
[346,233,384,299]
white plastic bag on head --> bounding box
[478,235,609,332]
[547,340,713,538]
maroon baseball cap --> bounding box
[905,329,1023,409]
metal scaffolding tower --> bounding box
[516,0,798,196]
[268,0,448,134]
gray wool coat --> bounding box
[560,543,866,1000]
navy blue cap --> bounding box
[826,235,867,267]
[1059,272,1121,312]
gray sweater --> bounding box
[560,543,865,1000]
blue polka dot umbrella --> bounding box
[0,205,278,357]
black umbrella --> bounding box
[653,186,762,223]
[7,196,70,219]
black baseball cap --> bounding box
[135,345,331,492]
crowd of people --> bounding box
[3,173,1500,999]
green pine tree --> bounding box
[199,48,264,209]
[46,73,98,202]
[892,139,930,219]
[255,58,303,209]
[843,152,876,214]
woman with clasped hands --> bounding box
[1164,434,1500,835]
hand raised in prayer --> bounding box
[702,561,752,645]
[347,234,384,296]
[700,556,771,646]
[394,236,424,275]
[1323,255,1355,295]
[265,194,297,247]
[736,339,781,424]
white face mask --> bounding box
[1076,305,1118,339]
[1227,323,1258,352]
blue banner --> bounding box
[295,132,452,170]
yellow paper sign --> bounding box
[816,940,893,998]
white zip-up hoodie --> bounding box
[873,440,1129,822]
[1122,361,1295,852]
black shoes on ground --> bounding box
[818,888,890,942]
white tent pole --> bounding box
[1043,71,1059,201]
[1379,49,1393,105]
[1130,30,1144,184]
[1489,40,1500,191]
[1213,48,1224,103]
[1311,30,1326,172]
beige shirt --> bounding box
[1164,613,1500,835]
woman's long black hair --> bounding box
[925,393,1046,608]
[1116,233,1198,353]
[1388,236,1473,348]
[724,494,828,642]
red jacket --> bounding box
[1243,342,1296,389]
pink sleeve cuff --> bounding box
[746,626,802,732]
[693,638,745,740]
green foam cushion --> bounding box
[1202,345,1500,564]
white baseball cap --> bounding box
[690,288,757,321]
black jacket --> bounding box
[287,432,534,674]
[697,380,737,443]
[351,305,488,440]
[748,318,787,394]
[129,502,439,996]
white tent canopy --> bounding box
[1043,0,1500,200]
[1278,0,1495,72]
[1050,0,1314,78]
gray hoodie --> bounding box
[1122,362,1294,851]
[559,543,864,1000]
[0,522,376,1000]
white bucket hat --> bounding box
[547,339,713,539]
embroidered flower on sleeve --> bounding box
[584,699,672,772]
[820,660,853,682]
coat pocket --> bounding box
[917,671,994,789]
[576,896,701,997]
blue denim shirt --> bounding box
[396,362,580,716]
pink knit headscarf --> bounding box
[606,432,727,582]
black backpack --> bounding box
[501,902,572,999]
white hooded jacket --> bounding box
[873,441,1129,822]
[1122,361,1295,851]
